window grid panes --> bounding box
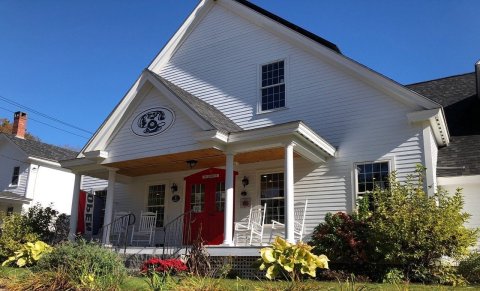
[11,166,19,186]
[190,184,205,213]
[215,182,225,212]
[261,60,285,111]
[147,184,165,227]
[356,161,390,195]
[260,173,284,224]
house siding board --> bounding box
[81,176,108,191]
[105,86,204,162]
[0,141,29,197]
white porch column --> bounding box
[102,168,117,245]
[223,152,235,246]
[68,173,82,241]
[284,142,295,243]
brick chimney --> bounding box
[476,60,480,100]
[12,111,27,139]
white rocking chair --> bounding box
[130,211,157,246]
[234,203,266,246]
[270,200,308,242]
[110,211,130,245]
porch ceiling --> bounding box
[104,147,299,177]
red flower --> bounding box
[140,258,187,274]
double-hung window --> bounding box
[11,166,20,186]
[147,184,165,227]
[260,172,284,224]
[260,60,285,112]
[356,161,390,198]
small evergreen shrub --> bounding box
[36,240,127,290]
[458,252,480,284]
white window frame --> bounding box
[257,58,288,114]
[10,166,20,187]
[353,157,395,201]
[258,170,285,225]
[145,183,167,228]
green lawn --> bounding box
[1,267,478,291]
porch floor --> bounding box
[117,245,263,257]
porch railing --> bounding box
[161,210,193,258]
[98,213,136,254]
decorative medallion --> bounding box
[131,107,175,136]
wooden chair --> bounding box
[130,211,157,246]
[269,200,308,242]
[110,211,130,245]
[234,203,266,246]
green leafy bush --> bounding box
[259,236,329,281]
[310,166,478,283]
[458,252,480,284]
[0,212,39,261]
[36,240,127,290]
[2,241,52,267]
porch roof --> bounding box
[0,191,32,203]
[62,121,336,178]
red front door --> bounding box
[184,168,236,245]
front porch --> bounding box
[63,121,336,253]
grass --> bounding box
[1,266,478,290]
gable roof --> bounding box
[149,71,242,133]
[406,72,480,177]
[0,133,78,162]
[233,0,341,53]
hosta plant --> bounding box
[259,236,329,281]
[2,240,52,267]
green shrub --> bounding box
[2,241,52,267]
[310,165,478,283]
[259,236,329,281]
[36,240,127,290]
[458,252,480,284]
[0,212,38,261]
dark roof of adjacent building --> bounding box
[406,72,480,177]
[149,71,243,133]
[1,133,78,162]
[234,0,341,54]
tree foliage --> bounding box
[0,117,39,140]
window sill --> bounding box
[256,106,288,115]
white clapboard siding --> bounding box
[0,141,29,196]
[81,176,108,192]
[105,86,204,163]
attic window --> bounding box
[260,60,285,112]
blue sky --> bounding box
[1,0,479,149]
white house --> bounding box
[62,0,454,251]
[0,112,78,215]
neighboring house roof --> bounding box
[149,71,242,133]
[0,133,78,162]
[234,0,341,54]
[406,72,480,177]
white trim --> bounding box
[422,125,436,196]
[407,108,450,146]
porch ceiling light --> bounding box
[170,183,178,194]
[186,159,198,169]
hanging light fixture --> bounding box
[241,176,249,196]
[186,160,198,169]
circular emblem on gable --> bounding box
[131,107,175,137]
